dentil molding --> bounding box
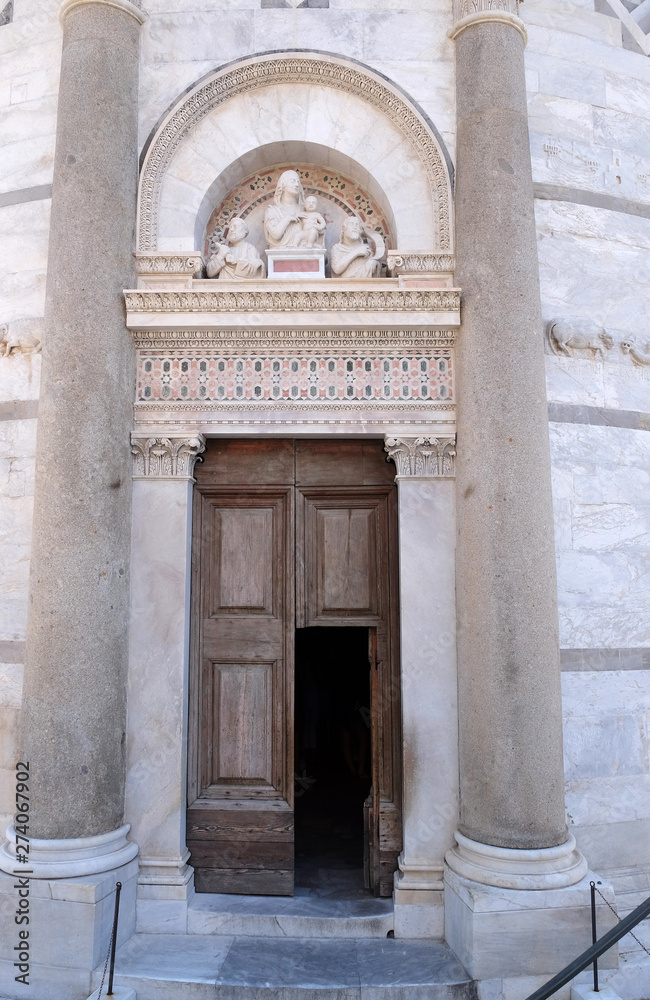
[131,435,206,479]
[130,328,457,351]
[384,435,456,478]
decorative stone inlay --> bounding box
[134,253,203,275]
[138,55,451,251]
[387,253,455,275]
[131,435,206,478]
[124,289,460,314]
[138,351,453,404]
[384,435,456,477]
[130,329,457,351]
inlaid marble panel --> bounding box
[137,350,453,403]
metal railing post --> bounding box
[590,881,599,993]
[106,881,122,997]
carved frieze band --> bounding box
[386,253,455,276]
[131,435,206,479]
[137,56,451,252]
[124,289,461,314]
[131,329,457,351]
[134,253,203,275]
[384,435,456,478]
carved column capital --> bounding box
[60,0,147,24]
[384,436,456,479]
[449,1,527,45]
[131,435,206,480]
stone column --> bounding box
[444,0,592,979]
[1,0,145,869]
[125,435,205,923]
[384,435,459,940]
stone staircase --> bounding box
[98,895,477,999]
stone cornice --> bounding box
[125,286,461,334]
[130,328,457,350]
[131,435,206,480]
[125,288,460,313]
[60,0,147,24]
[384,435,456,478]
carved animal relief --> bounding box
[546,317,614,360]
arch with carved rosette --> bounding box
[137,51,454,254]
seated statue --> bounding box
[297,196,327,248]
[330,216,382,279]
[206,217,265,280]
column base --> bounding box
[0,858,138,1000]
[444,866,618,979]
[0,823,138,878]
[137,850,194,901]
[393,857,444,939]
[446,830,588,889]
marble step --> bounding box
[187,893,394,938]
[107,933,477,1000]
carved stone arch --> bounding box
[137,51,454,254]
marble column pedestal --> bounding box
[384,439,459,940]
[0,858,138,1000]
[124,437,205,929]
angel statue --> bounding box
[206,217,265,280]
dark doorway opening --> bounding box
[294,627,372,898]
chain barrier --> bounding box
[95,920,115,1000]
[594,883,650,957]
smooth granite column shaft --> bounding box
[21,0,141,838]
[454,19,568,849]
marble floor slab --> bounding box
[107,933,476,1000]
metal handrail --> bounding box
[524,893,650,1000]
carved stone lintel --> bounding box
[386,253,455,276]
[131,435,206,479]
[384,436,456,478]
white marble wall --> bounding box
[137,0,456,165]
[0,0,58,830]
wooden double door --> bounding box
[187,439,401,896]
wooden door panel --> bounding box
[214,508,274,614]
[189,484,294,895]
[298,489,389,627]
[211,662,273,786]
[320,507,376,614]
